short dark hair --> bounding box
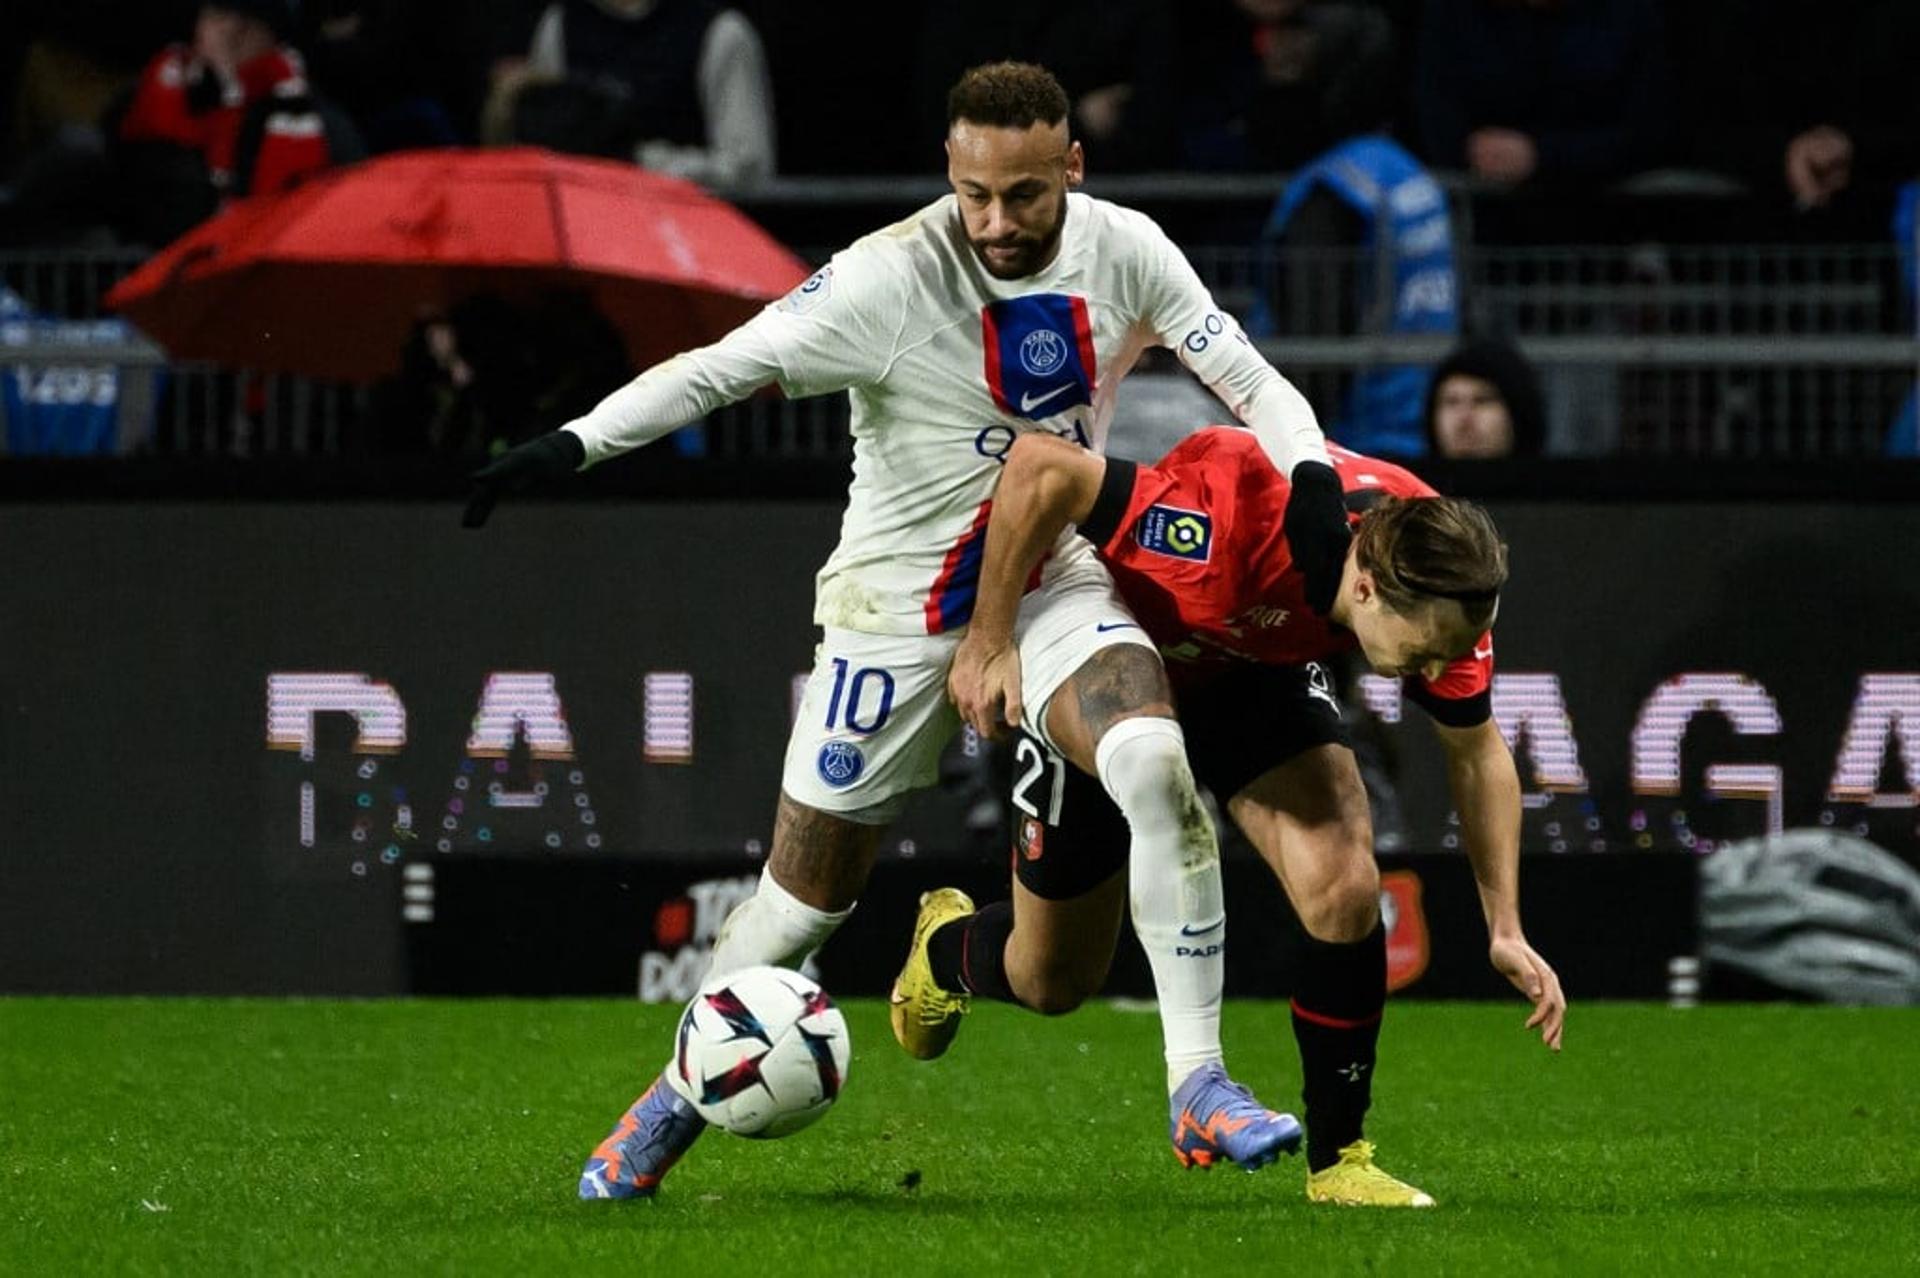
[947,62,1070,131]
[1353,496,1508,629]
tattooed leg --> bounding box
[705,793,881,977]
[766,791,884,912]
[1043,642,1175,772]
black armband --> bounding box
[1406,681,1492,729]
[1076,457,1139,548]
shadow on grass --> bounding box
[765,1183,1274,1216]
[372,1173,1305,1234]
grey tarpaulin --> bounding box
[1703,830,1920,1005]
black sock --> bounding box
[925,901,1017,1002]
[1290,922,1387,1172]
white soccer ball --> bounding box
[673,965,850,1138]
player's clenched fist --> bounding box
[1283,460,1352,615]
[947,631,1024,739]
[462,429,587,528]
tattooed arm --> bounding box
[948,435,1108,737]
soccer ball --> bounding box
[673,965,850,1138]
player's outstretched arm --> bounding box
[1434,716,1567,1051]
[462,242,907,528]
[462,430,587,528]
[948,435,1106,736]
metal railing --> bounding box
[4,240,1914,461]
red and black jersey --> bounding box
[1078,426,1493,727]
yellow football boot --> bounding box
[1306,1140,1437,1208]
[888,888,975,1060]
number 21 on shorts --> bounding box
[1010,735,1065,824]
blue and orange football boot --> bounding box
[1168,1062,1303,1172]
[578,1074,707,1200]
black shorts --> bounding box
[1178,660,1353,801]
[1007,730,1131,902]
[1010,662,1351,901]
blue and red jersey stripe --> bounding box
[924,501,994,634]
[981,293,1098,421]
[922,501,1052,635]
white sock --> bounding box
[706,866,853,979]
[1095,716,1226,1097]
[663,868,854,1103]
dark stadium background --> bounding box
[0,494,1906,996]
[2,0,1917,1006]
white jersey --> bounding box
[564,192,1326,636]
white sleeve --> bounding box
[1137,218,1331,474]
[634,10,775,187]
[560,322,781,467]
[743,243,905,398]
[561,244,902,466]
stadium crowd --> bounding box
[5,0,1918,247]
[0,0,1915,460]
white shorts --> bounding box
[780,542,1154,823]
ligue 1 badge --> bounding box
[780,265,833,314]
[1134,504,1213,562]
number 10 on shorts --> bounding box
[823,658,896,734]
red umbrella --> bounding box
[105,147,810,382]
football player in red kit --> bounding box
[895,426,1566,1208]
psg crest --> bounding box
[1019,327,1067,376]
[816,740,865,788]
[981,293,1096,421]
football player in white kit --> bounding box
[464,62,1352,1199]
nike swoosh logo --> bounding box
[1019,383,1075,413]
[1095,621,1142,633]
[1179,918,1224,937]
[1472,646,1493,661]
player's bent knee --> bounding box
[1095,717,1198,816]
[1010,953,1109,1015]
[1024,969,1100,1016]
[1027,987,1083,1017]
[1296,857,1382,943]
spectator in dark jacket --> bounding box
[486,0,774,185]
[1423,339,1545,458]
[299,0,464,152]
[1414,0,1669,188]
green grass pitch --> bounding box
[4,998,1917,1274]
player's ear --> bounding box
[1064,140,1085,187]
